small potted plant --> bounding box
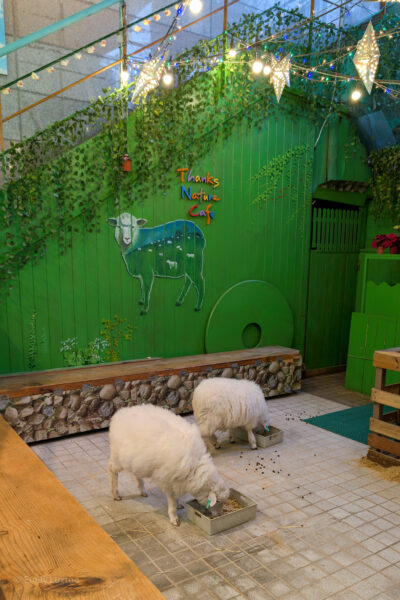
[371,234,387,254]
[387,233,400,254]
[371,233,400,254]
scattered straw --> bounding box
[359,456,400,482]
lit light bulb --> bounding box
[351,89,361,101]
[121,69,129,85]
[228,48,237,58]
[263,64,272,76]
[252,60,263,74]
[163,72,173,86]
[189,0,202,14]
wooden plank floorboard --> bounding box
[0,417,165,600]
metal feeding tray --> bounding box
[234,425,283,448]
[185,488,257,535]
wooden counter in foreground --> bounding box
[0,416,164,599]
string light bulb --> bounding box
[228,48,237,58]
[252,59,263,74]
[163,72,173,86]
[121,69,129,86]
[351,89,362,102]
[189,0,202,14]
[263,64,272,76]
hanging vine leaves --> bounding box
[369,146,400,223]
[0,6,399,296]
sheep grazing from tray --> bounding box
[192,378,270,450]
[108,404,229,526]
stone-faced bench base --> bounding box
[0,347,302,443]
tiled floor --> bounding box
[32,389,400,600]
[302,372,370,408]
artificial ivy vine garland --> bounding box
[1,5,400,297]
[369,146,400,223]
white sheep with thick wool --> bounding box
[192,378,270,450]
[108,404,229,526]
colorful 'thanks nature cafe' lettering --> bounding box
[176,168,221,225]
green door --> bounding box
[304,203,366,370]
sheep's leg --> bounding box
[166,493,180,526]
[136,477,148,497]
[108,460,121,501]
[140,271,154,314]
[210,433,221,449]
[202,436,215,453]
[193,271,205,311]
[192,254,205,311]
[246,427,257,450]
[137,275,145,306]
[176,275,192,306]
[177,498,184,509]
[229,429,236,443]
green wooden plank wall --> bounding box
[0,106,367,375]
[346,312,400,394]
[305,252,359,369]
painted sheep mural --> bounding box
[108,213,206,314]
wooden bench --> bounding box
[0,347,302,442]
[368,347,400,467]
[0,416,165,599]
[0,347,301,398]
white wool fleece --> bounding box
[109,404,229,506]
[192,377,270,438]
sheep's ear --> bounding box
[137,218,147,227]
[108,218,118,227]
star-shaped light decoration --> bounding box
[131,53,169,104]
[353,21,380,94]
[270,54,290,103]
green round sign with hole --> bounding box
[205,280,294,354]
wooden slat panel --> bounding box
[369,417,400,441]
[371,387,400,410]
[0,346,301,397]
[367,448,400,468]
[373,349,400,372]
[0,417,164,599]
[369,432,400,456]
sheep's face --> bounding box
[196,479,230,516]
[257,408,271,430]
[108,213,147,249]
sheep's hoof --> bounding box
[141,492,148,497]
[177,502,184,509]
[171,518,180,527]
[251,446,257,451]
[114,495,122,501]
